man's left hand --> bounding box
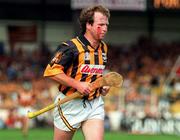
[101,86,110,96]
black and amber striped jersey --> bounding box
[44,35,108,97]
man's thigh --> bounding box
[54,126,75,140]
[82,119,104,140]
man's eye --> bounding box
[99,24,105,26]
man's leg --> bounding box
[54,126,75,140]
[82,119,104,140]
[22,116,29,137]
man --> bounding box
[17,82,36,138]
[44,5,110,140]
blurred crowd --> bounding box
[105,36,180,134]
[0,36,180,134]
[0,43,57,129]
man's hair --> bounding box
[79,5,110,34]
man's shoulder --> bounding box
[61,37,78,48]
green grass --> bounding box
[0,128,179,140]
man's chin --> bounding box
[98,36,105,40]
[97,38,102,42]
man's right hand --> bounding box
[75,82,92,96]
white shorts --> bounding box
[53,92,105,131]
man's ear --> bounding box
[86,22,92,31]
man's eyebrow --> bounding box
[98,23,109,25]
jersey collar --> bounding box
[77,35,91,47]
[77,35,102,50]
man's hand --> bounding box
[101,86,110,96]
[75,82,92,96]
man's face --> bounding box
[88,12,109,40]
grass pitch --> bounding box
[0,128,179,140]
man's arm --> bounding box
[49,72,91,95]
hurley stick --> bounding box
[27,72,123,119]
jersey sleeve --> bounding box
[44,43,74,77]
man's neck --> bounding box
[84,33,100,49]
